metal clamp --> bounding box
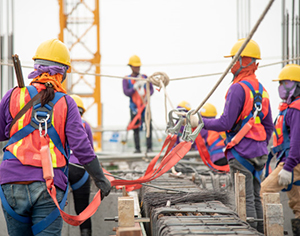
[181,109,204,142]
[165,108,185,135]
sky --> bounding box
[1,0,292,132]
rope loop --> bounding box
[148,72,170,90]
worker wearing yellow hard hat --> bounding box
[200,103,227,166]
[0,39,111,235]
[123,55,154,153]
[200,38,273,234]
[261,64,300,235]
[69,94,93,236]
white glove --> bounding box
[133,80,146,90]
[190,114,199,128]
[278,169,292,186]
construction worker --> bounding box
[69,94,93,236]
[200,39,274,233]
[122,55,154,153]
[260,64,300,235]
[200,103,227,166]
[0,39,111,236]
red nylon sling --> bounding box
[43,134,192,226]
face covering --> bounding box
[278,80,296,103]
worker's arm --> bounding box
[203,83,244,132]
[122,79,135,97]
[65,96,111,199]
[283,108,300,172]
[0,88,14,141]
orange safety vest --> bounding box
[227,75,270,142]
[6,84,68,168]
[273,98,300,152]
[207,130,226,147]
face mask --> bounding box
[278,80,296,102]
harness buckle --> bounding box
[181,109,204,142]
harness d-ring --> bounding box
[35,113,50,137]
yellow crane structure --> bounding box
[57,0,102,151]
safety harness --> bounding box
[225,80,265,182]
[127,77,147,131]
[0,85,69,235]
[265,99,300,191]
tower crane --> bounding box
[58,0,102,151]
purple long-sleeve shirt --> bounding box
[203,82,274,161]
[122,74,154,98]
[69,121,94,165]
[281,108,300,172]
[0,87,96,190]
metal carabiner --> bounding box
[35,113,50,137]
[166,108,186,135]
[181,109,204,142]
[253,103,262,119]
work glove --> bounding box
[133,80,146,90]
[278,169,292,186]
[84,158,111,200]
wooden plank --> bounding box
[262,193,281,236]
[118,197,135,227]
[117,226,141,236]
[234,173,246,221]
[265,203,283,236]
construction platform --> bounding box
[0,153,296,235]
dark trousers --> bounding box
[69,164,91,231]
[130,110,152,151]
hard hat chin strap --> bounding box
[232,57,256,80]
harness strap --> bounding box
[0,185,31,224]
[231,149,263,183]
[71,171,89,191]
[31,185,68,235]
[9,86,41,132]
[194,135,230,172]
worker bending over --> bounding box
[261,64,300,236]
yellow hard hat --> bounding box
[177,101,191,111]
[200,103,217,117]
[33,39,71,72]
[273,64,300,82]
[70,94,86,114]
[128,55,141,67]
[224,38,261,59]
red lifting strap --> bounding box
[127,91,146,131]
[44,134,192,226]
[194,135,230,173]
[225,117,255,155]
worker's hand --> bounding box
[98,178,111,200]
[190,114,199,128]
[133,80,146,90]
[84,158,112,200]
[278,169,292,186]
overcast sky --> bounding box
[3,0,292,131]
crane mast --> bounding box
[58,0,102,151]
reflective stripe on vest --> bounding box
[4,84,68,168]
